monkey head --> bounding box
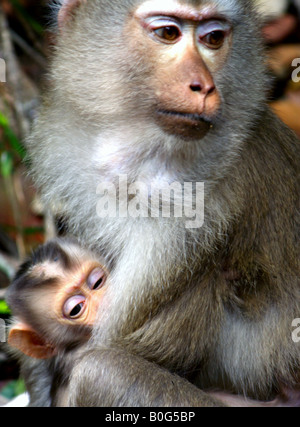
[6,240,108,360]
[48,0,267,141]
[127,0,232,138]
[25,0,270,249]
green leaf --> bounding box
[0,113,9,128]
[1,380,26,400]
[15,379,26,396]
[24,226,44,235]
[0,152,13,177]
[0,300,10,315]
[5,128,26,159]
[0,112,26,159]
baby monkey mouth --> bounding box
[156,109,213,138]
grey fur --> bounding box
[24,0,299,406]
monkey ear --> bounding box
[58,0,87,29]
[8,323,57,360]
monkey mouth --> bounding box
[158,110,207,123]
[156,109,212,138]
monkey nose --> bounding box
[189,81,216,96]
[190,82,202,92]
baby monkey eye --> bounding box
[63,295,86,319]
[87,267,106,291]
[69,303,83,318]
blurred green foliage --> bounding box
[0,379,26,400]
[9,0,43,35]
[0,112,26,163]
[0,300,11,315]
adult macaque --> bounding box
[25,0,299,406]
[6,239,108,407]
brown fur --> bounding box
[23,0,300,406]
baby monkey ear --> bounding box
[8,323,57,360]
[58,0,87,29]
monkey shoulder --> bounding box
[245,107,299,177]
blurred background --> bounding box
[0,0,299,405]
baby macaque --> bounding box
[6,238,108,406]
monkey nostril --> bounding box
[190,83,202,92]
[207,86,216,95]
[190,82,216,95]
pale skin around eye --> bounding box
[143,15,231,49]
[63,267,107,320]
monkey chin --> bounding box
[156,109,212,139]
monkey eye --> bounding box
[87,267,106,291]
[201,31,226,49]
[63,295,86,319]
[153,26,181,43]
[146,18,182,44]
[198,21,230,50]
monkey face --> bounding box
[61,265,107,325]
[34,262,109,329]
[122,0,232,138]
[7,240,110,360]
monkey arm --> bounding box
[68,347,227,407]
[68,347,300,408]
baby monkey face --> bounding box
[62,265,107,322]
[7,240,110,360]
[31,260,108,329]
